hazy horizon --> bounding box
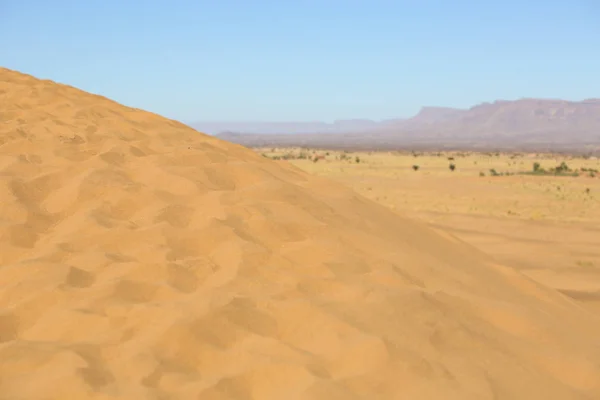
[2,1,599,123]
[189,97,600,125]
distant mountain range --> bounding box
[191,98,600,152]
[190,119,386,135]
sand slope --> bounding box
[1,67,600,400]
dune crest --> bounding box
[1,67,600,399]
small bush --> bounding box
[522,161,581,177]
[449,163,456,171]
[412,165,420,171]
[555,161,570,173]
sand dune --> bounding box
[1,67,600,399]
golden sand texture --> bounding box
[1,67,600,399]
[273,149,600,315]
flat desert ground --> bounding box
[2,67,600,400]
[262,148,600,314]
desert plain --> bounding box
[1,67,600,400]
[259,148,600,314]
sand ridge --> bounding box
[270,148,600,315]
[1,67,600,399]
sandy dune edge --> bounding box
[1,68,600,399]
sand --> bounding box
[271,149,600,316]
[1,67,600,400]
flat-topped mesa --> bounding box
[1,67,600,400]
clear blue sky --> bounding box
[2,1,599,122]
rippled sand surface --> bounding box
[1,67,600,399]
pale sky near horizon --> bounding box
[1,1,599,123]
